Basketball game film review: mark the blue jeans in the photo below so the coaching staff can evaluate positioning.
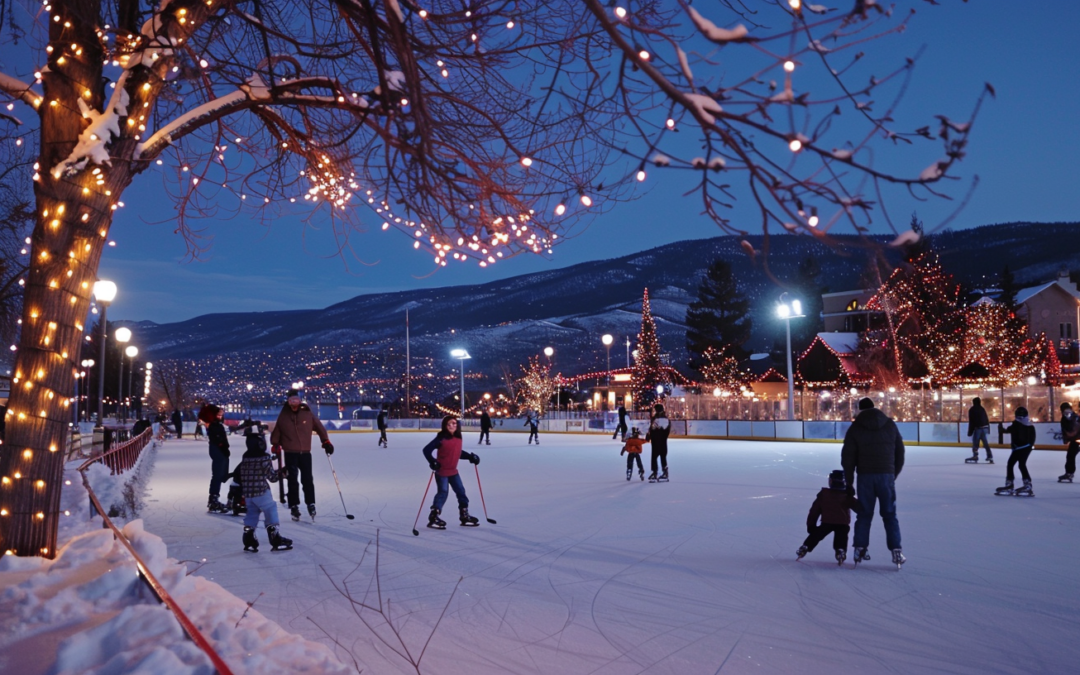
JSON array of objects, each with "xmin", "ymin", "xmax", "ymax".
[
  {"xmin": 244, "ymin": 490, "xmax": 280, "ymax": 528},
  {"xmin": 853, "ymin": 473, "xmax": 901, "ymax": 550},
  {"xmin": 971, "ymin": 427, "xmax": 992, "ymax": 458},
  {"xmin": 208, "ymin": 445, "xmax": 229, "ymax": 498},
  {"xmin": 432, "ymin": 474, "xmax": 469, "ymax": 512}
]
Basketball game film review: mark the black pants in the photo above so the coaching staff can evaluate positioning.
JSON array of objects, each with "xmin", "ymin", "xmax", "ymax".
[
  {"xmin": 478, "ymin": 428, "xmax": 490, "ymax": 444},
  {"xmin": 650, "ymin": 443, "xmax": 668, "ymax": 473},
  {"xmin": 1066, "ymin": 441, "xmax": 1080, "ymax": 475},
  {"xmin": 175, "ymin": 422, "xmax": 183, "ymax": 439},
  {"xmin": 613, "ymin": 421, "xmax": 627, "ymax": 440},
  {"xmin": 208, "ymin": 445, "xmax": 229, "ymax": 499},
  {"xmin": 1007, "ymin": 448, "xmax": 1033, "ymax": 482},
  {"xmin": 625, "ymin": 453, "xmax": 643, "ymax": 472},
  {"xmin": 528, "ymin": 424, "xmax": 538, "ymax": 443},
  {"xmin": 802, "ymin": 523, "xmax": 850, "ymax": 552},
  {"xmin": 379, "ymin": 429, "xmax": 387, "ymax": 444},
  {"xmin": 284, "ymin": 452, "xmax": 315, "ymax": 508}
]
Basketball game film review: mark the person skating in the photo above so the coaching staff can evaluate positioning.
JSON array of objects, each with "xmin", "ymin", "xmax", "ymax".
[
  {"xmin": 377, "ymin": 406, "xmax": 388, "ymax": 448},
  {"xmin": 524, "ymin": 409, "xmax": 540, "ymax": 445},
  {"xmin": 171, "ymin": 408, "xmax": 184, "ymax": 440},
  {"xmin": 236, "ymin": 424, "xmax": 291, "ymax": 551},
  {"xmin": 422, "ymin": 415, "xmax": 481, "ymax": 528},
  {"xmin": 620, "ymin": 427, "xmax": 648, "ymax": 481},
  {"xmin": 479, "ymin": 410, "xmax": 492, "ymax": 445},
  {"xmin": 270, "ymin": 389, "xmax": 333, "ymax": 522},
  {"xmin": 997, "ymin": 407, "xmax": 1037, "ymax": 497},
  {"xmin": 646, "ymin": 403, "xmax": 671, "ymax": 482},
  {"xmin": 613, "ymin": 404, "xmax": 629, "ymax": 442},
  {"xmin": 841, "ymin": 397, "xmax": 906, "ymax": 568},
  {"xmin": 797, "ymin": 470, "xmax": 859, "ymax": 565},
  {"xmin": 966, "ymin": 397, "xmax": 993, "ymax": 464},
  {"xmin": 198, "ymin": 404, "xmax": 230, "ymax": 514},
  {"xmin": 1058, "ymin": 402, "xmax": 1080, "ymax": 482}
]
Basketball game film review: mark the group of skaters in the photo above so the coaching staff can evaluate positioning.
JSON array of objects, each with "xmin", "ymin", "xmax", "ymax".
[{"xmin": 616, "ymin": 403, "xmax": 672, "ymax": 482}]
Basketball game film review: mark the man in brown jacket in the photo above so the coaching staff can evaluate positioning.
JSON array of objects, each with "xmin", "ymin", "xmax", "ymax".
[{"xmin": 271, "ymin": 389, "xmax": 333, "ymax": 521}]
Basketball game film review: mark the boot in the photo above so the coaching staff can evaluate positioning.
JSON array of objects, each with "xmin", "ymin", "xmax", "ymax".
[
  {"xmin": 243, "ymin": 526, "xmax": 259, "ymax": 552},
  {"xmin": 964, "ymin": 453, "xmax": 979, "ymax": 464},
  {"xmin": 639, "ymin": 469, "xmax": 645, "ymax": 481},
  {"xmin": 290, "ymin": 505, "xmax": 302, "ymax": 522},
  {"xmin": 626, "ymin": 468, "xmax": 633, "ymax": 481},
  {"xmin": 835, "ymin": 548, "xmax": 847, "ymax": 566},
  {"xmin": 459, "ymin": 507, "xmax": 480, "ymax": 527},
  {"xmin": 207, "ymin": 496, "xmax": 227, "ymax": 514},
  {"xmin": 427, "ymin": 508, "xmax": 446, "ymax": 529},
  {"xmin": 853, "ymin": 547, "xmax": 870, "ymax": 564},
  {"xmin": 267, "ymin": 525, "xmax": 292, "ymax": 551},
  {"xmin": 891, "ymin": 549, "xmax": 906, "ymax": 569},
  {"xmin": 307, "ymin": 503, "xmax": 317, "ymax": 520},
  {"xmin": 796, "ymin": 545, "xmax": 808, "ymax": 560},
  {"xmin": 1058, "ymin": 473, "xmax": 1074, "ymax": 483},
  {"xmin": 995, "ymin": 480, "xmax": 1015, "ymax": 495},
  {"xmin": 1014, "ymin": 479, "xmax": 1034, "ymax": 497}
]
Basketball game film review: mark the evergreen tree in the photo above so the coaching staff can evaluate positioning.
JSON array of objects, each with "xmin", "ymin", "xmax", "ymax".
[
  {"xmin": 685, "ymin": 259, "xmax": 752, "ymax": 372},
  {"xmin": 632, "ymin": 288, "xmax": 665, "ymax": 410},
  {"xmin": 902, "ymin": 211, "xmax": 932, "ymax": 261},
  {"xmin": 999, "ymin": 265, "xmax": 1018, "ymax": 312}
]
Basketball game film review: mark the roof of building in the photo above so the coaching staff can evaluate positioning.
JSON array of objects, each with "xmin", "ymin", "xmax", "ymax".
[{"xmin": 816, "ymin": 332, "xmax": 860, "ymax": 356}]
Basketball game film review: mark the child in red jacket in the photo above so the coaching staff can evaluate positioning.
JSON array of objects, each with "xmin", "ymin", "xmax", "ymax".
[
  {"xmin": 798, "ymin": 470, "xmax": 859, "ymax": 565},
  {"xmin": 620, "ymin": 427, "xmax": 648, "ymax": 481}
]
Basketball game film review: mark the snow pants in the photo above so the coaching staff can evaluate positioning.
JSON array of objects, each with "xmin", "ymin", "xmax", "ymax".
[
  {"xmin": 284, "ymin": 452, "xmax": 315, "ymax": 508},
  {"xmin": 802, "ymin": 523, "xmax": 850, "ymax": 552},
  {"xmin": 432, "ymin": 474, "xmax": 469, "ymax": 512},
  {"xmin": 243, "ymin": 490, "xmax": 281, "ymax": 529},
  {"xmin": 853, "ymin": 473, "xmax": 901, "ymax": 551},
  {"xmin": 1006, "ymin": 447, "xmax": 1033, "ymax": 482}
]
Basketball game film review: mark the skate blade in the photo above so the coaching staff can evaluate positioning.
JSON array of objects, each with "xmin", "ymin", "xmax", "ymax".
[
  {"xmin": 427, "ymin": 523, "xmax": 446, "ymax": 530},
  {"xmin": 459, "ymin": 522, "xmax": 480, "ymax": 527},
  {"xmin": 244, "ymin": 547, "xmax": 259, "ymax": 553},
  {"xmin": 271, "ymin": 546, "xmax": 293, "ymax": 551},
  {"xmin": 994, "ymin": 491, "xmax": 1014, "ymax": 496}
]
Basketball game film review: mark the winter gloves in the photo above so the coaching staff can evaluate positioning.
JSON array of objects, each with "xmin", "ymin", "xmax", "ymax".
[
  {"xmin": 271, "ymin": 445, "xmax": 282, "ymax": 454},
  {"xmin": 468, "ymin": 453, "xmax": 480, "ymax": 465},
  {"xmin": 429, "ymin": 461, "xmax": 441, "ymax": 472},
  {"xmin": 322, "ymin": 441, "xmax": 334, "ymax": 455}
]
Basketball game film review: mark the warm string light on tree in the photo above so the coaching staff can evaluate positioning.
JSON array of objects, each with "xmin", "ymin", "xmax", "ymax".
[
  {"xmin": 517, "ymin": 357, "xmax": 555, "ymax": 415},
  {"xmin": 698, "ymin": 345, "xmax": 751, "ymax": 393},
  {"xmin": 631, "ymin": 288, "xmax": 665, "ymax": 410}
]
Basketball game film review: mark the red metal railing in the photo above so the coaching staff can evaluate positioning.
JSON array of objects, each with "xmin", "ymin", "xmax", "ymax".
[{"xmin": 76, "ymin": 432, "xmax": 235, "ymax": 675}]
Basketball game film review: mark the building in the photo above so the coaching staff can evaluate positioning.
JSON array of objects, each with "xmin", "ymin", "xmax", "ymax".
[
  {"xmin": 796, "ymin": 332, "xmax": 872, "ymax": 388},
  {"xmin": 821, "ymin": 289, "xmax": 883, "ymax": 333},
  {"xmin": 1015, "ymin": 273, "xmax": 1080, "ymax": 359}
]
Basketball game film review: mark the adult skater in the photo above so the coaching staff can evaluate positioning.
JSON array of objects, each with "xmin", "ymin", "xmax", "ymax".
[
  {"xmin": 422, "ymin": 415, "xmax": 481, "ymax": 528},
  {"xmin": 613, "ymin": 404, "xmax": 629, "ymax": 442},
  {"xmin": 1058, "ymin": 402, "xmax": 1080, "ymax": 482},
  {"xmin": 524, "ymin": 409, "xmax": 540, "ymax": 444},
  {"xmin": 966, "ymin": 397, "xmax": 992, "ymax": 463},
  {"xmin": 478, "ymin": 409, "xmax": 492, "ymax": 445},
  {"xmin": 270, "ymin": 388, "xmax": 333, "ymax": 522},
  {"xmin": 172, "ymin": 408, "xmax": 184, "ymax": 439},
  {"xmin": 646, "ymin": 403, "xmax": 671, "ymax": 482},
  {"xmin": 841, "ymin": 397, "xmax": 905, "ymax": 568},
  {"xmin": 198, "ymin": 404, "xmax": 230, "ymax": 513},
  {"xmin": 996, "ymin": 407, "xmax": 1036, "ymax": 496},
  {"xmin": 377, "ymin": 406, "xmax": 388, "ymax": 448}
]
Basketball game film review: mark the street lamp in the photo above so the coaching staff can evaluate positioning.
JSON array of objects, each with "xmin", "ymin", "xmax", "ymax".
[
  {"xmin": 92, "ymin": 280, "xmax": 117, "ymax": 425},
  {"xmin": 75, "ymin": 359, "xmax": 94, "ymax": 425},
  {"xmin": 114, "ymin": 326, "xmax": 132, "ymax": 424},
  {"xmin": 544, "ymin": 347, "xmax": 557, "ymax": 413},
  {"xmin": 450, "ymin": 349, "xmax": 471, "ymax": 419},
  {"xmin": 602, "ymin": 334, "xmax": 613, "ymax": 385},
  {"xmin": 144, "ymin": 363, "xmax": 153, "ymax": 414},
  {"xmin": 124, "ymin": 345, "xmax": 138, "ymax": 422},
  {"xmin": 776, "ymin": 293, "xmax": 805, "ymax": 421},
  {"xmin": 246, "ymin": 383, "xmax": 254, "ymax": 417}
]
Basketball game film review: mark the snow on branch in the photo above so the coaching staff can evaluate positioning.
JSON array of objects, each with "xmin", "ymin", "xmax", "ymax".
[
  {"xmin": 135, "ymin": 90, "xmax": 248, "ymax": 159},
  {"xmin": 52, "ymin": 73, "xmax": 131, "ymax": 178},
  {"xmin": 0, "ymin": 72, "xmax": 43, "ymax": 112},
  {"xmin": 686, "ymin": 7, "xmax": 749, "ymax": 43}
]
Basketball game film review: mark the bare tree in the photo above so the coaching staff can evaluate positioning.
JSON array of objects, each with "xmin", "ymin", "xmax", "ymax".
[{"xmin": 0, "ymin": 0, "xmax": 980, "ymax": 557}]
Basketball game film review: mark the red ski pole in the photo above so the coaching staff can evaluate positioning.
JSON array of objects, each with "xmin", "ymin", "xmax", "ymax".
[
  {"xmin": 412, "ymin": 472, "xmax": 435, "ymax": 536},
  {"xmin": 474, "ymin": 464, "xmax": 496, "ymax": 524}
]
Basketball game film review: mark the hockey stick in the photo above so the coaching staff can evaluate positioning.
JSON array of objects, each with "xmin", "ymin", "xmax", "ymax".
[
  {"xmin": 412, "ymin": 472, "xmax": 435, "ymax": 536},
  {"xmin": 325, "ymin": 453, "xmax": 355, "ymax": 520},
  {"xmin": 275, "ymin": 449, "xmax": 286, "ymax": 504},
  {"xmin": 474, "ymin": 464, "xmax": 497, "ymax": 524}
]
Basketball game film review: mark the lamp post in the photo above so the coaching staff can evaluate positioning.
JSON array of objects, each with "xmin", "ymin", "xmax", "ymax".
[
  {"xmin": 77, "ymin": 359, "xmax": 94, "ymax": 424},
  {"xmin": 544, "ymin": 347, "xmax": 556, "ymax": 413},
  {"xmin": 143, "ymin": 363, "xmax": 153, "ymax": 420},
  {"xmin": 602, "ymin": 334, "xmax": 613, "ymax": 385},
  {"xmin": 776, "ymin": 293, "xmax": 805, "ymax": 421},
  {"xmin": 124, "ymin": 345, "xmax": 138, "ymax": 423},
  {"xmin": 246, "ymin": 383, "xmax": 254, "ymax": 417},
  {"xmin": 115, "ymin": 327, "xmax": 132, "ymax": 423},
  {"xmin": 625, "ymin": 337, "xmax": 631, "ymax": 367},
  {"xmin": 450, "ymin": 349, "xmax": 471, "ymax": 419},
  {"xmin": 92, "ymin": 280, "xmax": 117, "ymax": 425}
]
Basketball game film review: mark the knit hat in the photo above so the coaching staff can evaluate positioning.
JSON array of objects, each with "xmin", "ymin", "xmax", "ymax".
[
  {"xmin": 654, "ymin": 403, "xmax": 665, "ymax": 415},
  {"xmin": 1061, "ymin": 402, "xmax": 1073, "ymax": 412},
  {"xmin": 858, "ymin": 397, "xmax": 875, "ymax": 411},
  {"xmin": 1015, "ymin": 406, "xmax": 1029, "ymax": 418},
  {"xmin": 828, "ymin": 470, "xmax": 847, "ymax": 491},
  {"xmin": 197, "ymin": 404, "xmax": 221, "ymax": 424}
]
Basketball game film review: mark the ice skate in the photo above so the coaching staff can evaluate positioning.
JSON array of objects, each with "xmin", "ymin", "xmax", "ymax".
[
  {"xmin": 639, "ymin": 469, "xmax": 645, "ymax": 481},
  {"xmin": 986, "ymin": 456, "xmax": 994, "ymax": 464},
  {"xmin": 307, "ymin": 503, "xmax": 317, "ymax": 521},
  {"xmin": 657, "ymin": 468, "xmax": 669, "ymax": 482},
  {"xmin": 266, "ymin": 525, "xmax": 292, "ymax": 551},
  {"xmin": 459, "ymin": 507, "xmax": 480, "ymax": 527},
  {"xmin": 626, "ymin": 468, "xmax": 633, "ymax": 481},
  {"xmin": 994, "ymin": 480, "xmax": 1014, "ymax": 496},
  {"xmin": 796, "ymin": 545, "xmax": 808, "ymax": 560},
  {"xmin": 1058, "ymin": 473, "xmax": 1074, "ymax": 483},
  {"xmin": 647, "ymin": 471, "xmax": 658, "ymax": 483},
  {"xmin": 290, "ymin": 505, "xmax": 302, "ymax": 522},
  {"xmin": 427, "ymin": 508, "xmax": 446, "ymax": 530},
  {"xmin": 835, "ymin": 548, "xmax": 847, "ymax": 566},
  {"xmin": 207, "ymin": 496, "xmax": 228, "ymax": 514},
  {"xmin": 964, "ymin": 453, "xmax": 979, "ymax": 464},
  {"xmin": 1013, "ymin": 479, "xmax": 1034, "ymax": 497},
  {"xmin": 853, "ymin": 547, "xmax": 870, "ymax": 566},
  {"xmin": 891, "ymin": 549, "xmax": 906, "ymax": 570},
  {"xmin": 242, "ymin": 526, "xmax": 259, "ymax": 552}
]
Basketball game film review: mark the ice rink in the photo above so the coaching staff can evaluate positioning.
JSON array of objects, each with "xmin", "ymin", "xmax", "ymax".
[{"xmin": 140, "ymin": 430, "xmax": 1080, "ymax": 674}]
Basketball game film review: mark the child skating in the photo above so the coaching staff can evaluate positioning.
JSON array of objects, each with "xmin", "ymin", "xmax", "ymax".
[
  {"xmin": 996, "ymin": 406, "xmax": 1037, "ymax": 497},
  {"xmin": 620, "ymin": 427, "xmax": 648, "ymax": 481},
  {"xmin": 797, "ymin": 470, "xmax": 859, "ymax": 565},
  {"xmin": 422, "ymin": 415, "xmax": 481, "ymax": 528},
  {"xmin": 236, "ymin": 426, "xmax": 292, "ymax": 551}
]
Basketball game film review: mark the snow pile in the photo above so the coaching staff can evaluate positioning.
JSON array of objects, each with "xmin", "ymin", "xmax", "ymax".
[{"xmin": 0, "ymin": 450, "xmax": 352, "ymax": 675}]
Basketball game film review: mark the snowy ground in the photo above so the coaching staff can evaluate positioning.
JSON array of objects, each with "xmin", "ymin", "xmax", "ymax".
[{"xmin": 126, "ymin": 431, "xmax": 1080, "ymax": 675}]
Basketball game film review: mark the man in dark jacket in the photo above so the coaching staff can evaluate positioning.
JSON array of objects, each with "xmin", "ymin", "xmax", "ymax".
[
  {"xmin": 270, "ymin": 389, "xmax": 333, "ymax": 521},
  {"xmin": 841, "ymin": 398, "xmax": 905, "ymax": 567},
  {"xmin": 613, "ymin": 404, "xmax": 628, "ymax": 441},
  {"xmin": 478, "ymin": 410, "xmax": 492, "ymax": 445},
  {"xmin": 377, "ymin": 407, "xmax": 388, "ymax": 448},
  {"xmin": 171, "ymin": 409, "xmax": 183, "ymax": 439},
  {"xmin": 966, "ymin": 397, "xmax": 992, "ymax": 463},
  {"xmin": 1059, "ymin": 402, "xmax": 1080, "ymax": 482}
]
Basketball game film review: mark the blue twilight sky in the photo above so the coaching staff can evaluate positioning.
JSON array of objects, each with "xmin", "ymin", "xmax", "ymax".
[{"xmin": 86, "ymin": 1, "xmax": 1078, "ymax": 324}]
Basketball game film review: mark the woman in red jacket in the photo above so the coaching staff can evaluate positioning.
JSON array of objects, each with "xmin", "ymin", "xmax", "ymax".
[{"xmin": 422, "ymin": 416, "xmax": 481, "ymax": 528}]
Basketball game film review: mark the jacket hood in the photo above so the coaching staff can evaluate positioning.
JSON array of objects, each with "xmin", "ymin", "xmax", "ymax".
[
  {"xmin": 1015, "ymin": 415, "xmax": 1033, "ymax": 427},
  {"xmin": 853, "ymin": 407, "xmax": 891, "ymax": 430}
]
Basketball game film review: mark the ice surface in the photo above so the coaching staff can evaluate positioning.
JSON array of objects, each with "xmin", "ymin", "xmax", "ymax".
[{"xmin": 122, "ymin": 432, "xmax": 1080, "ymax": 673}]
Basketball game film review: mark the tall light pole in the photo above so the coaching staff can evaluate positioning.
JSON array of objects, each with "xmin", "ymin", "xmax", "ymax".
[
  {"xmin": 92, "ymin": 280, "xmax": 117, "ymax": 425},
  {"xmin": 124, "ymin": 345, "xmax": 138, "ymax": 423},
  {"xmin": 77, "ymin": 359, "xmax": 94, "ymax": 424},
  {"xmin": 777, "ymin": 293, "xmax": 805, "ymax": 421},
  {"xmin": 246, "ymin": 383, "xmax": 254, "ymax": 417},
  {"xmin": 544, "ymin": 346, "xmax": 556, "ymax": 413},
  {"xmin": 602, "ymin": 334, "xmax": 613, "ymax": 386},
  {"xmin": 143, "ymin": 363, "xmax": 153, "ymax": 420},
  {"xmin": 115, "ymin": 327, "xmax": 132, "ymax": 423},
  {"xmin": 450, "ymin": 349, "xmax": 471, "ymax": 419},
  {"xmin": 625, "ymin": 337, "xmax": 631, "ymax": 367}
]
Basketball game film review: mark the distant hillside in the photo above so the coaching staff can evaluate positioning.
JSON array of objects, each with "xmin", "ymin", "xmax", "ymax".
[{"xmin": 132, "ymin": 222, "xmax": 1080, "ymax": 382}]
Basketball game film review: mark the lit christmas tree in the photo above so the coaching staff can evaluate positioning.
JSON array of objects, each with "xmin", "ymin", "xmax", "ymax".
[
  {"xmin": 631, "ymin": 288, "xmax": 665, "ymax": 409},
  {"xmin": 517, "ymin": 356, "xmax": 555, "ymax": 415},
  {"xmin": 699, "ymin": 345, "xmax": 750, "ymax": 393}
]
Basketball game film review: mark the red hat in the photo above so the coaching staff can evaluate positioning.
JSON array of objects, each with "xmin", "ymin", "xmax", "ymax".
[{"xmin": 197, "ymin": 404, "xmax": 221, "ymax": 425}]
